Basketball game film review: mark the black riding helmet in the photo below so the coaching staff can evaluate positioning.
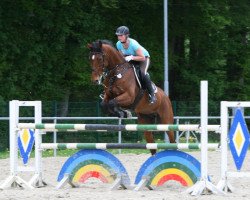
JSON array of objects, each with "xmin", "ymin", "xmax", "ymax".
[{"xmin": 115, "ymin": 26, "xmax": 130, "ymax": 35}]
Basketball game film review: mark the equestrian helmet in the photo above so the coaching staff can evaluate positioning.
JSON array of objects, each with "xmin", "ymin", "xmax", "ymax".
[{"xmin": 115, "ymin": 26, "xmax": 130, "ymax": 35}]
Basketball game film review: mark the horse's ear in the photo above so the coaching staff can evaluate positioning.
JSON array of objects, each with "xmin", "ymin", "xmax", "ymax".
[{"xmin": 87, "ymin": 43, "xmax": 92, "ymax": 49}]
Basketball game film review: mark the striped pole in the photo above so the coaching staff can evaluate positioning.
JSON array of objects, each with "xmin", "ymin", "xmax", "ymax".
[
  {"xmin": 18, "ymin": 123, "xmax": 220, "ymax": 132},
  {"xmin": 40, "ymin": 143, "xmax": 220, "ymax": 150}
]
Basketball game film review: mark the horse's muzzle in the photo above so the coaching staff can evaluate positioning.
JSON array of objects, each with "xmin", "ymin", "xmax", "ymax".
[
  {"xmin": 92, "ymin": 79, "xmax": 100, "ymax": 85},
  {"xmin": 91, "ymin": 76, "xmax": 101, "ymax": 85},
  {"xmin": 91, "ymin": 74, "xmax": 102, "ymax": 85}
]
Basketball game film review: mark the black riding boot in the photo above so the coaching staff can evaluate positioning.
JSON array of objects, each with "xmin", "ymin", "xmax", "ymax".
[{"xmin": 143, "ymin": 73, "xmax": 157, "ymax": 104}]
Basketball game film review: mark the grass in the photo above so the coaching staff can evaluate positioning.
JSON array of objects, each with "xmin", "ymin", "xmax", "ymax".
[
  {"xmin": 0, "ymin": 150, "xmax": 9, "ymax": 159},
  {"xmin": 0, "ymin": 148, "xmax": 152, "ymax": 160}
]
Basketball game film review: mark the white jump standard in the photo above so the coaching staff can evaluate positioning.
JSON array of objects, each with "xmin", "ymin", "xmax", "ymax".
[
  {"xmin": 217, "ymin": 101, "xmax": 250, "ymax": 192},
  {"xmin": 0, "ymin": 101, "xmax": 45, "ymax": 189}
]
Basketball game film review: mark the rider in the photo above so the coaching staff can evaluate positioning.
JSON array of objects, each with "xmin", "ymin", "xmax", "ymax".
[{"xmin": 115, "ymin": 25, "xmax": 157, "ymax": 104}]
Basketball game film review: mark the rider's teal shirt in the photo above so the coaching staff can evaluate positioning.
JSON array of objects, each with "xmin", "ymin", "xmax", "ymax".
[{"xmin": 116, "ymin": 38, "xmax": 150, "ymax": 57}]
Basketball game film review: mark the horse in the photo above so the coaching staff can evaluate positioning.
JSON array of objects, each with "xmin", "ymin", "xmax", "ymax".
[{"xmin": 87, "ymin": 40, "xmax": 175, "ymax": 155}]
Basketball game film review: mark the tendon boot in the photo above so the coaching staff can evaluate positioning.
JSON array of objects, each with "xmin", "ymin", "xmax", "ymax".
[{"xmin": 143, "ymin": 73, "xmax": 157, "ymax": 104}]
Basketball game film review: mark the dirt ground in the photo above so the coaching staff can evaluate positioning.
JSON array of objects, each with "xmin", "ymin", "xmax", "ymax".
[{"xmin": 1, "ymin": 150, "xmax": 250, "ymax": 200}]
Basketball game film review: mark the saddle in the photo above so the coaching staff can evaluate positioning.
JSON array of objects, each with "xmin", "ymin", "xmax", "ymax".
[
  {"xmin": 132, "ymin": 64, "xmax": 143, "ymax": 88},
  {"xmin": 131, "ymin": 62, "xmax": 157, "ymax": 93}
]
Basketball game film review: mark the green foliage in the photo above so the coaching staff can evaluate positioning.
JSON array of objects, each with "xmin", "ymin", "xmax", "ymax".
[
  {"xmin": 0, "ymin": 0, "xmax": 249, "ymax": 149},
  {"xmin": 0, "ymin": 1, "xmax": 249, "ymax": 106}
]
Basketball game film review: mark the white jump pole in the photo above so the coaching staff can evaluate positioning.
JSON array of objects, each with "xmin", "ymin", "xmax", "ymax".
[{"xmin": 186, "ymin": 81, "xmax": 224, "ymax": 195}]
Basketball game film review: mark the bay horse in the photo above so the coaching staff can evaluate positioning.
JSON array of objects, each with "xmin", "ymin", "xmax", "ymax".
[{"xmin": 87, "ymin": 40, "xmax": 175, "ymax": 154}]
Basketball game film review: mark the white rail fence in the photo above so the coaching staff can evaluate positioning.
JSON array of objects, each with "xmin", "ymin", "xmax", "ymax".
[{"xmin": 0, "ymin": 115, "xmax": 226, "ymax": 156}]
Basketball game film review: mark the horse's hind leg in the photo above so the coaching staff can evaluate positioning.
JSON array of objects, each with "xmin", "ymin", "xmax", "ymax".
[
  {"xmin": 144, "ymin": 130, "xmax": 156, "ymax": 155},
  {"xmin": 137, "ymin": 114, "xmax": 156, "ymax": 155},
  {"xmin": 164, "ymin": 131, "xmax": 175, "ymax": 143},
  {"xmin": 158, "ymin": 97, "xmax": 175, "ymax": 143}
]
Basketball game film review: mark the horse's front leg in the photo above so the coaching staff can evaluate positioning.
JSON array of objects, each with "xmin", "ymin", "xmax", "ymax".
[
  {"xmin": 113, "ymin": 92, "xmax": 134, "ymax": 106},
  {"xmin": 103, "ymin": 92, "xmax": 134, "ymax": 118},
  {"xmin": 109, "ymin": 92, "xmax": 134, "ymax": 118},
  {"xmin": 100, "ymin": 101, "xmax": 109, "ymax": 114},
  {"xmin": 100, "ymin": 95, "xmax": 118, "ymax": 116},
  {"xmin": 107, "ymin": 98, "xmax": 127, "ymax": 118}
]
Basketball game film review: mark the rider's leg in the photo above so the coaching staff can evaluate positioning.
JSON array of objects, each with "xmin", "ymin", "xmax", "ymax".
[
  {"xmin": 140, "ymin": 58, "xmax": 157, "ymax": 104},
  {"xmin": 143, "ymin": 73, "xmax": 157, "ymax": 104}
]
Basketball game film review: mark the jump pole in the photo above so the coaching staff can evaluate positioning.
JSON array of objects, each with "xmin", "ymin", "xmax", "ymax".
[
  {"xmin": 17, "ymin": 123, "xmax": 220, "ymax": 132},
  {"xmin": 40, "ymin": 143, "xmax": 220, "ymax": 150}
]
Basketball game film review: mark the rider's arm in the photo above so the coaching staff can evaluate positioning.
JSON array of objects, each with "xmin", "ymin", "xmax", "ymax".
[
  {"xmin": 130, "ymin": 39, "xmax": 146, "ymax": 61},
  {"xmin": 122, "ymin": 48, "xmax": 145, "ymax": 62},
  {"xmin": 132, "ymin": 48, "xmax": 145, "ymax": 61},
  {"xmin": 118, "ymin": 50, "xmax": 124, "ymax": 56}
]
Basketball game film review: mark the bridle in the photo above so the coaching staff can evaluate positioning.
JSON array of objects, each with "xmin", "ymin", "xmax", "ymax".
[
  {"xmin": 89, "ymin": 48, "xmax": 131, "ymax": 94},
  {"xmin": 89, "ymin": 51, "xmax": 107, "ymax": 85}
]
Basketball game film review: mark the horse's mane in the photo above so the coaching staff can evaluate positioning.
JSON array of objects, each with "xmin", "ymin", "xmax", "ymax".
[
  {"xmin": 99, "ymin": 40, "xmax": 114, "ymax": 47},
  {"xmin": 91, "ymin": 39, "xmax": 116, "ymax": 53},
  {"xmin": 90, "ymin": 39, "xmax": 124, "ymax": 62}
]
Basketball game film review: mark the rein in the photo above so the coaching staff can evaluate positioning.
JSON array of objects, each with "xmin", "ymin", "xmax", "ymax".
[
  {"xmin": 90, "ymin": 51, "xmax": 127, "ymax": 75},
  {"xmin": 105, "ymin": 62, "xmax": 129, "ymax": 77},
  {"xmin": 90, "ymin": 49, "xmax": 130, "ymax": 93},
  {"xmin": 105, "ymin": 63, "xmax": 145, "ymax": 110},
  {"xmin": 104, "ymin": 63, "xmax": 131, "ymax": 95},
  {"xmin": 89, "ymin": 42, "xmax": 140, "ymax": 106}
]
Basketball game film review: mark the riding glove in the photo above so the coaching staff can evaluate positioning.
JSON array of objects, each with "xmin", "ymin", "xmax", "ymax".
[{"xmin": 125, "ymin": 55, "xmax": 133, "ymax": 62}]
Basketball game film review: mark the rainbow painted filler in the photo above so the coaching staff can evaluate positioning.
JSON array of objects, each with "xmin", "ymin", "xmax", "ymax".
[
  {"xmin": 135, "ymin": 150, "xmax": 201, "ymax": 189},
  {"xmin": 57, "ymin": 149, "xmax": 130, "ymax": 187}
]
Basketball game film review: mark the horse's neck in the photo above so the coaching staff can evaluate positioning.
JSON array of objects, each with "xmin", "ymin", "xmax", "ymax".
[{"xmin": 105, "ymin": 47, "xmax": 124, "ymax": 70}]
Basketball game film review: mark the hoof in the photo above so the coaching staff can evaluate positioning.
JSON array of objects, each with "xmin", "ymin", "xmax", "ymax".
[
  {"xmin": 117, "ymin": 111, "xmax": 124, "ymax": 118},
  {"xmin": 123, "ymin": 110, "xmax": 132, "ymax": 118}
]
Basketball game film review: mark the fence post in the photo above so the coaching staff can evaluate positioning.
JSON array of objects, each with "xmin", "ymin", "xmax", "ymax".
[
  {"xmin": 53, "ymin": 118, "xmax": 57, "ymax": 157},
  {"xmin": 118, "ymin": 118, "xmax": 122, "ymax": 154}
]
